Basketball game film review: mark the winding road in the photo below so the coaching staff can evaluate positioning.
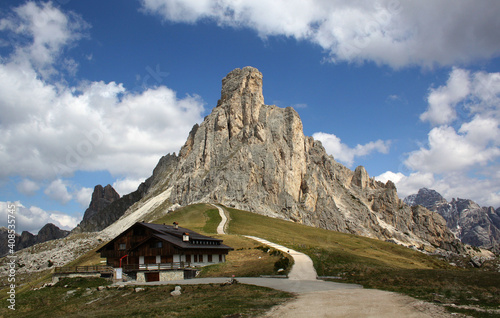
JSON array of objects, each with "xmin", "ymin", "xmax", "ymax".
[{"xmin": 211, "ymin": 204, "xmax": 317, "ymax": 280}]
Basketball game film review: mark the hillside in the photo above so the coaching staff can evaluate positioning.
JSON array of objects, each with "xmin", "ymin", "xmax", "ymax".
[{"xmin": 155, "ymin": 204, "xmax": 453, "ymax": 274}]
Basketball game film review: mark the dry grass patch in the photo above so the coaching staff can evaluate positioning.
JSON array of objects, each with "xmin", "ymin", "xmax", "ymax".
[{"xmin": 199, "ymin": 235, "xmax": 286, "ymax": 277}]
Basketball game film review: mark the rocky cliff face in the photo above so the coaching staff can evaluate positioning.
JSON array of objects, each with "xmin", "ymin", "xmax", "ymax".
[
  {"xmin": 0, "ymin": 223, "xmax": 69, "ymax": 257},
  {"xmin": 131, "ymin": 66, "xmax": 461, "ymax": 253},
  {"xmin": 73, "ymin": 184, "xmax": 122, "ymax": 232},
  {"xmin": 404, "ymin": 188, "xmax": 500, "ymax": 253}
]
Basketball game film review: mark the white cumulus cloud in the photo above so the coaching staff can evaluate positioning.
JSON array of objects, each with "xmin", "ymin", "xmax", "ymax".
[
  {"xmin": 420, "ymin": 68, "xmax": 471, "ymax": 125},
  {"xmin": 312, "ymin": 132, "xmax": 390, "ymax": 167},
  {"xmin": 386, "ymin": 68, "xmax": 500, "ymax": 207},
  {"xmin": 0, "ymin": 201, "xmax": 79, "ymax": 234},
  {"xmin": 16, "ymin": 179, "xmax": 40, "ymax": 196},
  {"xmin": 0, "ymin": 1, "xmax": 205, "ymax": 184},
  {"xmin": 0, "ymin": 1, "xmax": 89, "ymax": 77},
  {"xmin": 75, "ymin": 187, "xmax": 93, "ymax": 208},
  {"xmin": 44, "ymin": 179, "xmax": 72, "ymax": 204},
  {"xmin": 112, "ymin": 178, "xmax": 145, "ymax": 196},
  {"xmin": 409, "ymin": 68, "xmax": 500, "ymax": 175},
  {"xmin": 141, "ymin": 0, "xmax": 500, "ymax": 68},
  {"xmin": 375, "ymin": 171, "xmax": 435, "ymax": 198}
]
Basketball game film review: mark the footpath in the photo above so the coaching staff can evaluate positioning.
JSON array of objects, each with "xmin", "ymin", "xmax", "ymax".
[{"xmin": 211, "ymin": 204, "xmax": 317, "ymax": 280}]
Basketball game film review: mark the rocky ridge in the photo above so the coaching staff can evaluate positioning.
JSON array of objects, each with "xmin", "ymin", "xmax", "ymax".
[
  {"xmin": 405, "ymin": 188, "xmax": 500, "ymax": 254},
  {"xmin": 0, "ymin": 223, "xmax": 70, "ymax": 257},
  {"xmin": 73, "ymin": 184, "xmax": 148, "ymax": 233},
  {"xmin": 119, "ymin": 66, "xmax": 462, "ymax": 253},
  {"xmin": 0, "ymin": 233, "xmax": 100, "ymax": 275}
]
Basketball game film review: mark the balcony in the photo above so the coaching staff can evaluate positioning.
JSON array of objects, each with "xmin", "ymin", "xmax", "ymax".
[{"xmin": 121, "ymin": 262, "xmax": 192, "ymax": 272}]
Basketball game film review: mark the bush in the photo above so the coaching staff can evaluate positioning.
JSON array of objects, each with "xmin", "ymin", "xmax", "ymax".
[
  {"xmin": 274, "ymin": 257, "xmax": 290, "ymax": 272},
  {"xmin": 255, "ymin": 245, "xmax": 270, "ymax": 253}
]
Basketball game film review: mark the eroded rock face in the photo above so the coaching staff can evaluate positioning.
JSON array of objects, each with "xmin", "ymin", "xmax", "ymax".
[{"xmin": 138, "ymin": 66, "xmax": 461, "ymax": 252}]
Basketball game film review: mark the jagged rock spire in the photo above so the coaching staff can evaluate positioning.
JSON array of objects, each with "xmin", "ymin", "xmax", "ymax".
[{"xmin": 216, "ymin": 67, "xmax": 264, "ymax": 138}]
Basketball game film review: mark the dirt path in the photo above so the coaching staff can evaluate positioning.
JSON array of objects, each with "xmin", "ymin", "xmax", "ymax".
[
  {"xmin": 244, "ymin": 235, "xmax": 318, "ymax": 280},
  {"xmin": 263, "ymin": 289, "xmax": 463, "ymax": 318},
  {"xmin": 211, "ymin": 204, "xmax": 228, "ymax": 235},
  {"xmin": 210, "ymin": 204, "xmax": 318, "ymax": 280},
  {"xmin": 122, "ymin": 278, "xmax": 462, "ymax": 318}
]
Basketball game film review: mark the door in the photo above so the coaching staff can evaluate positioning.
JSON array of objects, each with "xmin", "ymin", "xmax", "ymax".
[{"xmin": 145, "ymin": 272, "xmax": 159, "ymax": 282}]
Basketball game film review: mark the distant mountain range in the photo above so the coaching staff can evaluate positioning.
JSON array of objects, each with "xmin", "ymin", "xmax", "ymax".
[
  {"xmin": 0, "ymin": 223, "xmax": 69, "ymax": 257},
  {"xmin": 404, "ymin": 188, "xmax": 500, "ymax": 254}
]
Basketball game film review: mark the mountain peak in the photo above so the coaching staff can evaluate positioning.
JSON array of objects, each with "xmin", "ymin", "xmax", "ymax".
[
  {"xmin": 216, "ymin": 67, "xmax": 265, "ymax": 137},
  {"xmin": 73, "ymin": 184, "xmax": 121, "ymax": 232},
  {"xmin": 405, "ymin": 188, "xmax": 500, "ymax": 253},
  {"xmin": 220, "ymin": 66, "xmax": 263, "ymax": 103}
]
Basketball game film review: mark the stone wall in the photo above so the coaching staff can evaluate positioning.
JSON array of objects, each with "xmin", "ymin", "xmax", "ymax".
[
  {"xmin": 160, "ymin": 270, "xmax": 183, "ymax": 281},
  {"xmin": 52, "ymin": 272, "xmax": 101, "ymax": 284},
  {"xmin": 136, "ymin": 271, "xmax": 145, "ymax": 283},
  {"xmin": 135, "ymin": 270, "xmax": 184, "ymax": 282}
]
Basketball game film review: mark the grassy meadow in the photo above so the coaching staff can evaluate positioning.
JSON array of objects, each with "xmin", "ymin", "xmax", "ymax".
[{"xmin": 1, "ymin": 277, "xmax": 292, "ymax": 318}]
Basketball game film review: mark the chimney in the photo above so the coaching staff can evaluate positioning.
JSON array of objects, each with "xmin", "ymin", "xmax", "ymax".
[
  {"xmin": 183, "ymin": 232, "xmax": 190, "ymax": 242},
  {"xmin": 173, "ymin": 222, "xmax": 178, "ymax": 229}
]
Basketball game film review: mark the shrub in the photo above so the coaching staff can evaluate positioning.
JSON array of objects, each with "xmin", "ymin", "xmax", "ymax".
[{"xmin": 274, "ymin": 257, "xmax": 290, "ymax": 272}]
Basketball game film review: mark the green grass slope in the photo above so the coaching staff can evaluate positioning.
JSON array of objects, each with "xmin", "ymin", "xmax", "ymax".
[{"xmin": 224, "ymin": 206, "xmax": 449, "ymax": 272}]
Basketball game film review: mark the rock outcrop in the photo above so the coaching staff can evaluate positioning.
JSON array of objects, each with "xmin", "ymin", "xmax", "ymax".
[
  {"xmin": 73, "ymin": 184, "xmax": 121, "ymax": 232},
  {"xmin": 124, "ymin": 66, "xmax": 462, "ymax": 253},
  {"xmin": 0, "ymin": 223, "xmax": 70, "ymax": 257},
  {"xmin": 405, "ymin": 188, "xmax": 500, "ymax": 254}
]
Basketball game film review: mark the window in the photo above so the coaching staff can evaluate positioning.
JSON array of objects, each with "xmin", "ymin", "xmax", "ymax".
[
  {"xmin": 208, "ymin": 254, "xmax": 212, "ymax": 262},
  {"xmin": 119, "ymin": 243, "xmax": 126, "ymax": 250}
]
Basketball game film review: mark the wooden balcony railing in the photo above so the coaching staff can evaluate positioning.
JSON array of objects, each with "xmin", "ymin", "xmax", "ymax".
[
  {"xmin": 54, "ymin": 265, "xmax": 114, "ymax": 274},
  {"xmin": 122, "ymin": 262, "xmax": 192, "ymax": 271}
]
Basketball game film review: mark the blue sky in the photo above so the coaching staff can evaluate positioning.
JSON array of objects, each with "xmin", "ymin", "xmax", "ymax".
[{"xmin": 1, "ymin": 0, "xmax": 500, "ymax": 234}]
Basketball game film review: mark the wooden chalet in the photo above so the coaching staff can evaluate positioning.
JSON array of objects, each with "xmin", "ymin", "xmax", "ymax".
[{"xmin": 97, "ymin": 222, "xmax": 233, "ymax": 282}]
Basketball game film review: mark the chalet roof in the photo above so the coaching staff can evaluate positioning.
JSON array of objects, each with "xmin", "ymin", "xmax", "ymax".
[
  {"xmin": 132, "ymin": 233, "xmax": 232, "ymax": 251},
  {"xmin": 97, "ymin": 221, "xmax": 232, "ymax": 252},
  {"xmin": 138, "ymin": 222, "xmax": 222, "ymax": 242}
]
